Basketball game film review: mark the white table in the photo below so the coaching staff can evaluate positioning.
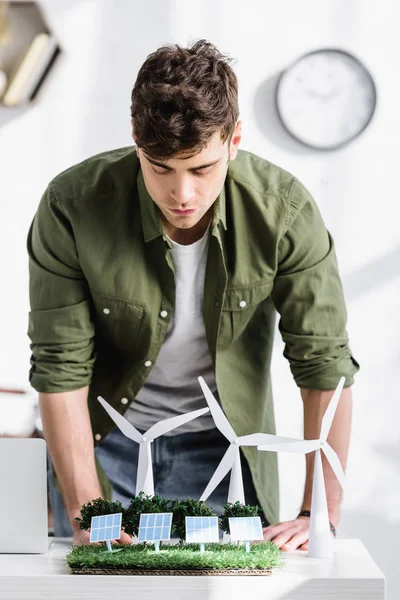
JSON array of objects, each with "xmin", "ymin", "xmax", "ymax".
[{"xmin": 0, "ymin": 538, "xmax": 385, "ymax": 600}]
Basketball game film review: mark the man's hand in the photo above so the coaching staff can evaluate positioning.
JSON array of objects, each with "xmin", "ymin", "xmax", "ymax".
[
  {"xmin": 73, "ymin": 528, "xmax": 98, "ymax": 546},
  {"xmin": 71, "ymin": 516, "xmax": 133, "ymax": 546},
  {"xmin": 262, "ymin": 517, "xmax": 311, "ymax": 552},
  {"xmin": 72, "ymin": 526, "xmax": 133, "ymax": 547}
]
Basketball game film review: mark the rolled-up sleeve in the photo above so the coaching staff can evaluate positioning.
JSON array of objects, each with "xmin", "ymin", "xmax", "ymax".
[
  {"xmin": 27, "ymin": 184, "xmax": 95, "ymax": 392},
  {"xmin": 271, "ymin": 177, "xmax": 359, "ymax": 389}
]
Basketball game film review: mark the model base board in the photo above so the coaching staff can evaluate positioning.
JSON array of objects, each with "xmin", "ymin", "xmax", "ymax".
[{"xmin": 66, "ymin": 542, "xmax": 282, "ymax": 575}]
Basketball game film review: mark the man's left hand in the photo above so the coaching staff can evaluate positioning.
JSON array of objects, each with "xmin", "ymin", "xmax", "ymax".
[{"xmin": 262, "ymin": 517, "xmax": 310, "ymax": 552}]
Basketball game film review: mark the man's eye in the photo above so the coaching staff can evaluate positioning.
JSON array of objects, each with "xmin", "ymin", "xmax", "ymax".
[
  {"xmin": 194, "ymin": 168, "xmax": 212, "ymax": 176},
  {"xmin": 151, "ymin": 166, "xmax": 213, "ymax": 176}
]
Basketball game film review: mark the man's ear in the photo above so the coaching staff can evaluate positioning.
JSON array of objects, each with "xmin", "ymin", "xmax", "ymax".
[{"xmin": 229, "ymin": 121, "xmax": 242, "ymax": 161}]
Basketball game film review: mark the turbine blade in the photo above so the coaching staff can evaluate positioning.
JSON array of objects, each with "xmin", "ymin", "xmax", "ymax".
[
  {"xmin": 322, "ymin": 443, "xmax": 346, "ymax": 489},
  {"xmin": 200, "ymin": 444, "xmax": 238, "ymax": 502},
  {"xmin": 258, "ymin": 439, "xmax": 321, "ymax": 454},
  {"xmin": 198, "ymin": 376, "xmax": 236, "ymax": 442},
  {"xmin": 238, "ymin": 433, "xmax": 305, "ymax": 446},
  {"xmin": 97, "ymin": 396, "xmax": 142, "ymax": 443},
  {"xmin": 146, "ymin": 407, "xmax": 209, "ymax": 441},
  {"xmin": 320, "ymin": 377, "xmax": 346, "ymax": 442}
]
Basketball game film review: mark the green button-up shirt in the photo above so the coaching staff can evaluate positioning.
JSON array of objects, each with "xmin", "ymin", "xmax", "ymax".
[{"xmin": 27, "ymin": 147, "xmax": 359, "ymax": 523}]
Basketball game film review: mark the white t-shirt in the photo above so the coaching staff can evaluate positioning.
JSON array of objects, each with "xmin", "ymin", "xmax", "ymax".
[{"xmin": 126, "ymin": 226, "xmax": 216, "ymax": 434}]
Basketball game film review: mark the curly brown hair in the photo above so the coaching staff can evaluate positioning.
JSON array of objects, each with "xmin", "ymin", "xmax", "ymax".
[{"xmin": 130, "ymin": 39, "xmax": 239, "ymax": 161}]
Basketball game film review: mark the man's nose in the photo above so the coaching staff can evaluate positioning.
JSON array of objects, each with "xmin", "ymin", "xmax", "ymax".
[{"xmin": 171, "ymin": 177, "xmax": 195, "ymax": 205}]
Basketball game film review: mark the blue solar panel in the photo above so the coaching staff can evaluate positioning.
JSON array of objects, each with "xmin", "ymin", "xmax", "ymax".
[
  {"xmin": 185, "ymin": 516, "xmax": 219, "ymax": 543},
  {"xmin": 138, "ymin": 513, "xmax": 173, "ymax": 542},
  {"xmin": 228, "ymin": 517, "xmax": 263, "ymax": 542},
  {"xmin": 90, "ymin": 513, "xmax": 122, "ymax": 543}
]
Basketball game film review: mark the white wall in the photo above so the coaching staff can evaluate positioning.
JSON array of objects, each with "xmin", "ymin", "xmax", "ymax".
[{"xmin": 1, "ymin": 0, "xmax": 398, "ymax": 596}]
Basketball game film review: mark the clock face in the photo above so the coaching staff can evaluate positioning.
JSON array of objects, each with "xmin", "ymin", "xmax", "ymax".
[{"xmin": 276, "ymin": 49, "xmax": 377, "ymax": 150}]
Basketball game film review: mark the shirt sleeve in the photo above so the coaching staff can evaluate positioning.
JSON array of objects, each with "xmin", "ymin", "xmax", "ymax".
[
  {"xmin": 271, "ymin": 177, "xmax": 360, "ymax": 389},
  {"xmin": 27, "ymin": 184, "xmax": 96, "ymax": 392}
]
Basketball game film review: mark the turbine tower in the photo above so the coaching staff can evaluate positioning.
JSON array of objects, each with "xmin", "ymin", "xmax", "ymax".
[{"xmin": 258, "ymin": 377, "xmax": 346, "ymax": 558}]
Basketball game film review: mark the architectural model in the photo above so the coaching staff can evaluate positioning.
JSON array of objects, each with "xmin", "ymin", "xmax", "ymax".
[{"xmin": 66, "ymin": 377, "xmax": 346, "ymax": 573}]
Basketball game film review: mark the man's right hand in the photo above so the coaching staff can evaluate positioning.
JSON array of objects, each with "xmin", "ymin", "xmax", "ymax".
[
  {"xmin": 73, "ymin": 527, "xmax": 96, "ymax": 546},
  {"xmin": 71, "ymin": 520, "xmax": 133, "ymax": 546}
]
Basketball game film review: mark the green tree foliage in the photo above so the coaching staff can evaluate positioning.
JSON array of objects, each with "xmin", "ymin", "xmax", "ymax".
[
  {"xmin": 219, "ymin": 501, "xmax": 262, "ymax": 534},
  {"xmin": 74, "ymin": 494, "xmax": 263, "ymax": 543},
  {"xmin": 124, "ymin": 492, "xmax": 172, "ymax": 537},
  {"xmin": 171, "ymin": 498, "xmax": 216, "ymax": 542},
  {"xmin": 75, "ymin": 497, "xmax": 125, "ymax": 531}
]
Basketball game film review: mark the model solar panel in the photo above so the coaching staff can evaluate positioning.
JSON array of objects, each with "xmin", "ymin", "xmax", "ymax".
[
  {"xmin": 228, "ymin": 517, "xmax": 263, "ymax": 541},
  {"xmin": 138, "ymin": 513, "xmax": 173, "ymax": 542},
  {"xmin": 185, "ymin": 516, "xmax": 219, "ymax": 543},
  {"xmin": 90, "ymin": 513, "xmax": 122, "ymax": 543}
]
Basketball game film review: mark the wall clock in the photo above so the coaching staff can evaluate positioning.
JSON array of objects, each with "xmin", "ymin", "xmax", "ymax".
[{"xmin": 275, "ymin": 49, "xmax": 377, "ymax": 150}]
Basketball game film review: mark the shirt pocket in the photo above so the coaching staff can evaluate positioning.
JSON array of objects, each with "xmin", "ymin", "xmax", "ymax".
[
  {"xmin": 91, "ymin": 291, "xmax": 145, "ymax": 354},
  {"xmin": 220, "ymin": 279, "xmax": 274, "ymax": 346}
]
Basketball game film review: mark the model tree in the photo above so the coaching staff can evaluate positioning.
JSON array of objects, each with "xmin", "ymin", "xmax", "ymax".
[
  {"xmin": 75, "ymin": 497, "xmax": 125, "ymax": 531},
  {"xmin": 124, "ymin": 492, "xmax": 172, "ymax": 537}
]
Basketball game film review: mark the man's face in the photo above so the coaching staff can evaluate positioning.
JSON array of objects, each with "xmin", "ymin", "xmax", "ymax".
[{"xmin": 135, "ymin": 123, "xmax": 241, "ymax": 233}]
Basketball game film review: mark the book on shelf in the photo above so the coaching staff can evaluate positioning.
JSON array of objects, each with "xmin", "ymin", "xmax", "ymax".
[{"xmin": 2, "ymin": 32, "xmax": 59, "ymax": 107}]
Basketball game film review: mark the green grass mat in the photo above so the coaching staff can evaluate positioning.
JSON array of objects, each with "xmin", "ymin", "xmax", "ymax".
[{"xmin": 67, "ymin": 541, "xmax": 283, "ymax": 572}]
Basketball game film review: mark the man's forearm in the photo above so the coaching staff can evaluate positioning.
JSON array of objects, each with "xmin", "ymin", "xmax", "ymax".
[
  {"xmin": 300, "ymin": 386, "xmax": 352, "ymax": 526},
  {"xmin": 39, "ymin": 386, "xmax": 103, "ymax": 527}
]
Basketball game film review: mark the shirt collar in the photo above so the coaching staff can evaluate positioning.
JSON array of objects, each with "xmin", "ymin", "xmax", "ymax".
[
  {"xmin": 137, "ymin": 169, "xmax": 163, "ymax": 242},
  {"xmin": 212, "ymin": 181, "xmax": 227, "ymax": 232},
  {"xmin": 137, "ymin": 168, "xmax": 227, "ymax": 243}
]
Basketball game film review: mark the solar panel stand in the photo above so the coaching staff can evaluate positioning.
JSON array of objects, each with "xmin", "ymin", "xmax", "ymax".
[
  {"xmin": 106, "ymin": 540, "xmax": 112, "ymax": 552},
  {"xmin": 200, "ymin": 543, "xmax": 205, "ymax": 553},
  {"xmin": 154, "ymin": 541, "xmax": 160, "ymax": 553},
  {"xmin": 245, "ymin": 541, "xmax": 250, "ymax": 553}
]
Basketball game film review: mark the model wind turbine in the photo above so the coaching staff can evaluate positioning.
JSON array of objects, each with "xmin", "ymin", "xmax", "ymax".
[
  {"xmin": 257, "ymin": 376, "xmax": 346, "ymax": 559},
  {"xmin": 197, "ymin": 377, "xmax": 303, "ymax": 505},
  {"xmin": 98, "ymin": 396, "xmax": 209, "ymax": 497}
]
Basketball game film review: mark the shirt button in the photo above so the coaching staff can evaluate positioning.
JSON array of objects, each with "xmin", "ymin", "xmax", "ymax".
[
  {"xmin": 239, "ymin": 300, "xmax": 247, "ymax": 308},
  {"xmin": 94, "ymin": 433, "xmax": 102, "ymax": 441},
  {"xmin": 144, "ymin": 360, "xmax": 152, "ymax": 367},
  {"xmin": 121, "ymin": 397, "xmax": 128, "ymax": 405},
  {"xmin": 103, "ymin": 308, "xmax": 110, "ymax": 315},
  {"xmin": 160, "ymin": 310, "xmax": 168, "ymax": 318}
]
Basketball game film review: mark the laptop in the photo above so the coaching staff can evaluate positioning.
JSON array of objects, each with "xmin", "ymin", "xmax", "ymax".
[{"xmin": 0, "ymin": 438, "xmax": 49, "ymax": 553}]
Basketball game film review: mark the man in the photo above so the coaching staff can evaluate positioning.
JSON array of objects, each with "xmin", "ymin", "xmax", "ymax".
[{"xmin": 28, "ymin": 40, "xmax": 359, "ymax": 549}]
